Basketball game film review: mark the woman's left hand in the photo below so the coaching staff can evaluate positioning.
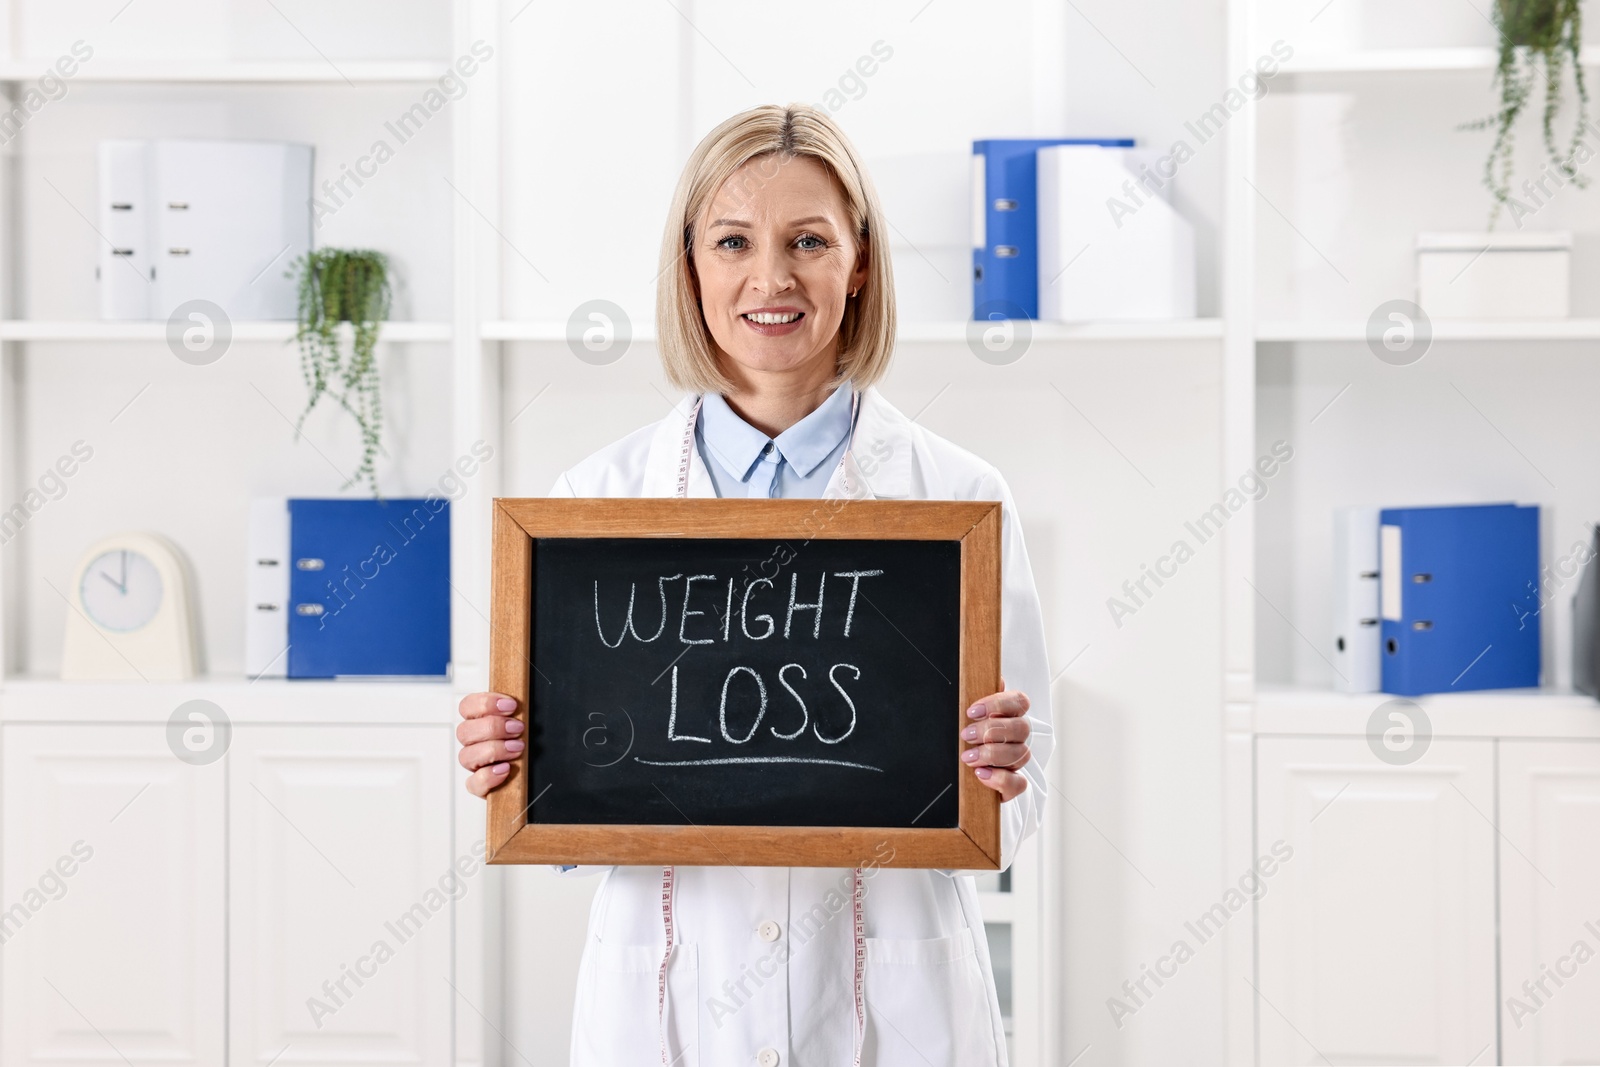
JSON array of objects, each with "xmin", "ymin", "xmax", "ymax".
[{"xmin": 961, "ymin": 680, "xmax": 1032, "ymax": 801}]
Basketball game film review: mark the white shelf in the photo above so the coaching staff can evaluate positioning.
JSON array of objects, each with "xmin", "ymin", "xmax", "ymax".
[
  {"xmin": 0, "ymin": 675, "xmax": 461, "ymax": 725},
  {"xmin": 480, "ymin": 320, "xmax": 596, "ymax": 341},
  {"xmin": 482, "ymin": 318, "xmax": 1224, "ymax": 343},
  {"xmin": 897, "ymin": 319, "xmax": 1223, "ymax": 342},
  {"xmin": 1254, "ymin": 684, "xmax": 1600, "ymax": 740},
  {"xmin": 1257, "ymin": 319, "xmax": 1600, "ymax": 342},
  {"xmin": 1277, "ymin": 46, "xmax": 1600, "ymax": 76},
  {"xmin": 0, "ymin": 320, "xmax": 452, "ymax": 342},
  {"xmin": 0, "ymin": 60, "xmax": 450, "ymax": 83}
]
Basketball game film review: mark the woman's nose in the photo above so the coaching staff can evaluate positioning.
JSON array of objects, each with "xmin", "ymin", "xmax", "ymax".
[{"xmin": 749, "ymin": 245, "xmax": 795, "ymax": 295}]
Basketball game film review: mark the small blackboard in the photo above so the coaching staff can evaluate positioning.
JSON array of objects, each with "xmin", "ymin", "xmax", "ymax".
[
  {"xmin": 487, "ymin": 498, "xmax": 1001, "ymax": 870},
  {"xmin": 532, "ymin": 535, "xmax": 960, "ymax": 828}
]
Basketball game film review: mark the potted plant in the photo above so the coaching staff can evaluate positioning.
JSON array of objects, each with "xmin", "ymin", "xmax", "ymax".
[
  {"xmin": 289, "ymin": 249, "xmax": 391, "ymax": 496},
  {"xmin": 1462, "ymin": 0, "xmax": 1588, "ymax": 225}
]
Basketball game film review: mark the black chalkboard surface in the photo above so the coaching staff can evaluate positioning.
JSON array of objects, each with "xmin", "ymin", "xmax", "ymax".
[
  {"xmin": 487, "ymin": 498, "xmax": 1002, "ymax": 870},
  {"xmin": 530, "ymin": 536, "xmax": 962, "ymax": 829}
]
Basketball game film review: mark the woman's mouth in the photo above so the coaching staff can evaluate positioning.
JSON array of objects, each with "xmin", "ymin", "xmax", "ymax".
[{"xmin": 741, "ymin": 309, "xmax": 805, "ymax": 336}]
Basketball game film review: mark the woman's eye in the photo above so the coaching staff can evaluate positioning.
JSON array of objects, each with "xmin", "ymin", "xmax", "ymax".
[
  {"xmin": 796, "ymin": 234, "xmax": 826, "ymax": 250},
  {"xmin": 717, "ymin": 235, "xmax": 747, "ymax": 250}
]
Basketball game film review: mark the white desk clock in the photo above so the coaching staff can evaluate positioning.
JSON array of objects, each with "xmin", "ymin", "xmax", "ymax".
[{"xmin": 61, "ymin": 532, "xmax": 199, "ymax": 681}]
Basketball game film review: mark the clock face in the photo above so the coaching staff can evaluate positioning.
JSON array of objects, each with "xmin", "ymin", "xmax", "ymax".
[{"xmin": 80, "ymin": 549, "xmax": 164, "ymax": 633}]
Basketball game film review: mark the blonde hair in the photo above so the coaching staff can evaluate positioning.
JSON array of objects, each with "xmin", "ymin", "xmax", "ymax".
[{"xmin": 655, "ymin": 104, "xmax": 896, "ymax": 395}]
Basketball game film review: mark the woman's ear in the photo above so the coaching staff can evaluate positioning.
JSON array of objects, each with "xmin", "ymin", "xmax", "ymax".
[{"xmin": 850, "ymin": 241, "xmax": 869, "ymax": 299}]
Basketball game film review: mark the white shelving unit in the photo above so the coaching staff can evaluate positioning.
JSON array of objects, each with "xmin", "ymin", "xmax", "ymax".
[
  {"xmin": 1226, "ymin": 1, "xmax": 1600, "ymax": 1064},
  {"xmin": 0, "ymin": 1, "xmax": 479, "ymax": 1064}
]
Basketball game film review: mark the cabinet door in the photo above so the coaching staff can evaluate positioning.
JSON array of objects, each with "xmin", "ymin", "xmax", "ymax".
[
  {"xmin": 1, "ymin": 723, "xmax": 225, "ymax": 1067},
  {"xmin": 229, "ymin": 725, "xmax": 455, "ymax": 1067},
  {"xmin": 1499, "ymin": 739, "xmax": 1600, "ymax": 1065},
  {"xmin": 1256, "ymin": 737, "xmax": 1496, "ymax": 1066}
]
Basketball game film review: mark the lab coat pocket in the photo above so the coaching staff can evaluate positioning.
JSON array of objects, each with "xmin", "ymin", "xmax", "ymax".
[
  {"xmin": 572, "ymin": 937, "xmax": 699, "ymax": 1067},
  {"xmin": 863, "ymin": 927, "xmax": 1000, "ymax": 1066}
]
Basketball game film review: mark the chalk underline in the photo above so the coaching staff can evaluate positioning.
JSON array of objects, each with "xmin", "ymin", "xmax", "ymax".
[{"xmin": 633, "ymin": 756, "xmax": 884, "ymax": 772}]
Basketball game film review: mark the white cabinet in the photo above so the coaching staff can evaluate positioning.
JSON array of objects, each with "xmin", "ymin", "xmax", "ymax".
[
  {"xmin": 0, "ymin": 724, "xmax": 226, "ymax": 1067},
  {"xmin": 0, "ymin": 717, "xmax": 461, "ymax": 1067},
  {"xmin": 1498, "ymin": 740, "xmax": 1600, "ymax": 1066},
  {"xmin": 1256, "ymin": 738, "xmax": 1498, "ymax": 1066},
  {"xmin": 229, "ymin": 725, "xmax": 455, "ymax": 1067}
]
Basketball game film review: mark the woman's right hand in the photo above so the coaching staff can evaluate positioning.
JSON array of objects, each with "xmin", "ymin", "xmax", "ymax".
[{"xmin": 457, "ymin": 691, "xmax": 523, "ymax": 797}]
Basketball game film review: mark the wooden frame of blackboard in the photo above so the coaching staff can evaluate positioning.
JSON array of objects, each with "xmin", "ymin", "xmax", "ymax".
[{"xmin": 486, "ymin": 497, "xmax": 1002, "ymax": 870}]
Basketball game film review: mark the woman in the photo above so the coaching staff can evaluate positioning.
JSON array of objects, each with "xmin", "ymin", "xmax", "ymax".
[{"xmin": 457, "ymin": 104, "xmax": 1053, "ymax": 1066}]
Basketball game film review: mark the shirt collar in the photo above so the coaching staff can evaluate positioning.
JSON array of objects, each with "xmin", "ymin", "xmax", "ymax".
[{"xmin": 699, "ymin": 381, "xmax": 856, "ymax": 480}]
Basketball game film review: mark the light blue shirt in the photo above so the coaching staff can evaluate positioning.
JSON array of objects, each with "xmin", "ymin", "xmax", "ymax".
[{"xmin": 695, "ymin": 381, "xmax": 856, "ymax": 499}]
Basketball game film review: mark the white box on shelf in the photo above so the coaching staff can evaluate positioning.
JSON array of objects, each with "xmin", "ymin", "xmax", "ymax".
[
  {"xmin": 97, "ymin": 139, "xmax": 314, "ymax": 321},
  {"xmin": 1416, "ymin": 231, "xmax": 1571, "ymax": 319},
  {"xmin": 1037, "ymin": 145, "xmax": 1196, "ymax": 322}
]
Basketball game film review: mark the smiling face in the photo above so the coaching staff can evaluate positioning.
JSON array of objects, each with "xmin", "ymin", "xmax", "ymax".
[{"xmin": 692, "ymin": 153, "xmax": 869, "ymax": 391}]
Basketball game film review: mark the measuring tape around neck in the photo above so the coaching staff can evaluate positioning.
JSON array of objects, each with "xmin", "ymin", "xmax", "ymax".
[{"xmin": 674, "ymin": 387, "xmax": 862, "ymax": 499}]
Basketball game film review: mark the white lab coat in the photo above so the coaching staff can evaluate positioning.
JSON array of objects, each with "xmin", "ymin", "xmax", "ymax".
[{"xmin": 545, "ymin": 386, "xmax": 1054, "ymax": 1067}]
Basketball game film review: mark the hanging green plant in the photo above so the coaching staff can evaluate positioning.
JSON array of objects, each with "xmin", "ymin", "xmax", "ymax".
[
  {"xmin": 289, "ymin": 248, "xmax": 391, "ymax": 496},
  {"xmin": 1460, "ymin": 0, "xmax": 1588, "ymax": 227}
]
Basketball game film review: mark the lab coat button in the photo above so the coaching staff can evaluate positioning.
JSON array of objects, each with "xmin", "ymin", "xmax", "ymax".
[
  {"xmin": 757, "ymin": 920, "xmax": 781, "ymax": 942},
  {"xmin": 757, "ymin": 1049, "xmax": 780, "ymax": 1067}
]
